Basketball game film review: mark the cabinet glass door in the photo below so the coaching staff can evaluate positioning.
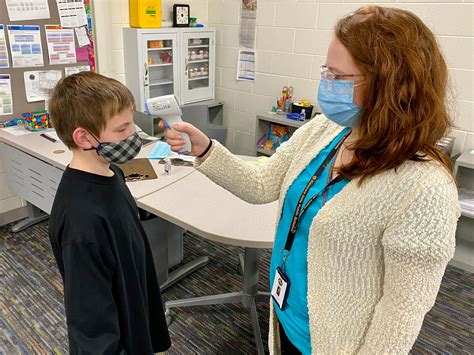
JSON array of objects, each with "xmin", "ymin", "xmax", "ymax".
[
  {"xmin": 143, "ymin": 33, "xmax": 178, "ymax": 103},
  {"xmin": 182, "ymin": 31, "xmax": 215, "ymax": 104}
]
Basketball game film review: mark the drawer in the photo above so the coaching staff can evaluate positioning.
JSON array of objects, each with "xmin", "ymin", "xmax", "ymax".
[
  {"xmin": 0, "ymin": 143, "xmax": 64, "ymax": 214},
  {"xmin": 1, "ymin": 144, "xmax": 28, "ymax": 198}
]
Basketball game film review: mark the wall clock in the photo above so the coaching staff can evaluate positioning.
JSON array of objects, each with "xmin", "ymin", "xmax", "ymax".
[{"xmin": 173, "ymin": 4, "xmax": 190, "ymax": 27}]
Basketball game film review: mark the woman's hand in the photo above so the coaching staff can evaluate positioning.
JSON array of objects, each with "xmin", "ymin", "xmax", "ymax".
[{"xmin": 158, "ymin": 120, "xmax": 210, "ymax": 157}]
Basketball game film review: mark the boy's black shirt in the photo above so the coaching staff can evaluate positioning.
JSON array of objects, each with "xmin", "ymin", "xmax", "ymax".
[{"xmin": 49, "ymin": 165, "xmax": 171, "ymax": 354}]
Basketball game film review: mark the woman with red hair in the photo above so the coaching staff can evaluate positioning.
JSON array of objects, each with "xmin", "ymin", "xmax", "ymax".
[{"xmin": 163, "ymin": 6, "xmax": 459, "ymax": 354}]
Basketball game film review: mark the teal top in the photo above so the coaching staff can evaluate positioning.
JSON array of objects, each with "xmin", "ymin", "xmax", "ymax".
[{"xmin": 269, "ymin": 128, "xmax": 350, "ymax": 354}]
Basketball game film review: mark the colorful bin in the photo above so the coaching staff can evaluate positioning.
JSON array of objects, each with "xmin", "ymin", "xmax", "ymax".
[{"xmin": 22, "ymin": 111, "xmax": 50, "ymax": 131}]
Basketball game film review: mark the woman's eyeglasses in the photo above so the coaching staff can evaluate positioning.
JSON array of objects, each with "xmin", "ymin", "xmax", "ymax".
[{"xmin": 320, "ymin": 65, "xmax": 363, "ymax": 81}]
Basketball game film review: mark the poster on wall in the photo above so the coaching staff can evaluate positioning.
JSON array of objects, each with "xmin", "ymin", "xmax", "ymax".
[
  {"xmin": 237, "ymin": 50, "xmax": 255, "ymax": 81},
  {"xmin": 5, "ymin": 0, "xmax": 50, "ymax": 22},
  {"xmin": 0, "ymin": 25, "xmax": 10, "ymax": 69},
  {"xmin": 0, "ymin": 74, "xmax": 13, "ymax": 116},
  {"xmin": 239, "ymin": 0, "xmax": 257, "ymax": 48},
  {"xmin": 23, "ymin": 70, "xmax": 62, "ymax": 102},
  {"xmin": 7, "ymin": 25, "xmax": 44, "ymax": 68},
  {"xmin": 45, "ymin": 25, "xmax": 77, "ymax": 65},
  {"xmin": 56, "ymin": 0, "xmax": 88, "ymax": 28}
]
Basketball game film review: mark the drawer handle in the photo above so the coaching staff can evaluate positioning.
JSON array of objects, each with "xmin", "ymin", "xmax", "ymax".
[
  {"xmin": 30, "ymin": 182, "xmax": 44, "ymax": 192},
  {"xmin": 28, "ymin": 168, "xmax": 41, "ymax": 176},
  {"xmin": 30, "ymin": 175, "xmax": 43, "ymax": 185},
  {"xmin": 32, "ymin": 190, "xmax": 45, "ymax": 199}
]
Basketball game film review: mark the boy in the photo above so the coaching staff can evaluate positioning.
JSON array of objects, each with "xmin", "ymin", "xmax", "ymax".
[{"xmin": 48, "ymin": 72, "xmax": 171, "ymax": 354}]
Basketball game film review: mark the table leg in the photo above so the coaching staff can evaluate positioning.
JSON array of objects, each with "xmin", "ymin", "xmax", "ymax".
[
  {"xmin": 165, "ymin": 246, "xmax": 270, "ymax": 354},
  {"xmin": 242, "ymin": 248, "xmax": 259, "ymax": 307},
  {"xmin": 160, "ymin": 256, "xmax": 209, "ymax": 292},
  {"xmin": 11, "ymin": 202, "xmax": 48, "ymax": 233},
  {"xmin": 238, "ymin": 252, "xmax": 245, "ymax": 274},
  {"xmin": 166, "ymin": 291, "xmax": 243, "ymax": 308},
  {"xmin": 250, "ymin": 297, "xmax": 265, "ymax": 355},
  {"xmin": 242, "ymin": 248, "xmax": 266, "ymax": 355}
]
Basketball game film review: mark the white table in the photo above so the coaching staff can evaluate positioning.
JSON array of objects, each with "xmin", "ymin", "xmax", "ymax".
[
  {"xmin": 0, "ymin": 127, "xmax": 203, "ymax": 290},
  {"xmin": 0, "ymin": 128, "xmax": 194, "ymax": 230},
  {"xmin": 138, "ymin": 170, "xmax": 278, "ymax": 354}
]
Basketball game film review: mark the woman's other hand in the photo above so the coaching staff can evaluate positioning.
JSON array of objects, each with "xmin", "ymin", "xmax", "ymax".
[{"xmin": 158, "ymin": 120, "xmax": 211, "ymax": 157}]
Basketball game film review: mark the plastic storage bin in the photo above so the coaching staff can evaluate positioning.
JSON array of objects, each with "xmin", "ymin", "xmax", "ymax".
[{"xmin": 22, "ymin": 111, "xmax": 50, "ymax": 131}]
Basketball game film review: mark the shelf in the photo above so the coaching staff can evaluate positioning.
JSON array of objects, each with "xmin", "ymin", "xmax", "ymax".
[
  {"xmin": 148, "ymin": 63, "xmax": 173, "ymax": 67},
  {"xmin": 188, "ymin": 44, "xmax": 209, "ymax": 48},
  {"xmin": 256, "ymin": 112, "xmax": 307, "ymax": 129},
  {"xmin": 188, "ymin": 76, "xmax": 209, "ymax": 81},
  {"xmin": 148, "ymin": 47, "xmax": 172, "ymax": 51},
  {"xmin": 257, "ymin": 147, "xmax": 275, "ymax": 156},
  {"xmin": 188, "ymin": 59, "xmax": 209, "ymax": 64},
  {"xmin": 149, "ymin": 80, "xmax": 173, "ymax": 87}
]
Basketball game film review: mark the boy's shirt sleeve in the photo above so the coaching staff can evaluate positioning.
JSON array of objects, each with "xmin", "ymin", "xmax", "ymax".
[{"xmin": 62, "ymin": 239, "xmax": 125, "ymax": 354}]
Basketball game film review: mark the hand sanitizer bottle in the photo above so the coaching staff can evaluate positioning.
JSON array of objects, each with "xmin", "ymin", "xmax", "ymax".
[{"xmin": 300, "ymin": 109, "xmax": 306, "ymax": 122}]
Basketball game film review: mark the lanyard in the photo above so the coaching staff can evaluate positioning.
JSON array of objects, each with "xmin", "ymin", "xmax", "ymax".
[{"xmin": 282, "ymin": 131, "xmax": 350, "ymax": 260}]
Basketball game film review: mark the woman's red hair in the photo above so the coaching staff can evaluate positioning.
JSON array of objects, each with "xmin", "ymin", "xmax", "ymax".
[{"xmin": 335, "ymin": 6, "xmax": 453, "ymax": 183}]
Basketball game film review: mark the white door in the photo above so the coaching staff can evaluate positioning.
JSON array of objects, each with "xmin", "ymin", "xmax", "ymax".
[
  {"xmin": 180, "ymin": 30, "xmax": 215, "ymax": 104},
  {"xmin": 142, "ymin": 32, "xmax": 179, "ymax": 108}
]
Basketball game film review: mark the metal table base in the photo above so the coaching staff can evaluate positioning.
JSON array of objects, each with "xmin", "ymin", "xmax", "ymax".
[
  {"xmin": 165, "ymin": 247, "xmax": 270, "ymax": 354},
  {"xmin": 11, "ymin": 203, "xmax": 48, "ymax": 233}
]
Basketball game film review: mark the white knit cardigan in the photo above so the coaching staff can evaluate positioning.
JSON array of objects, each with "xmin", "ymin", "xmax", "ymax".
[{"xmin": 195, "ymin": 116, "xmax": 459, "ymax": 354}]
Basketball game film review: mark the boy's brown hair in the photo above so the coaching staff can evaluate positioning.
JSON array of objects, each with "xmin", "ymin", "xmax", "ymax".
[{"xmin": 49, "ymin": 72, "xmax": 136, "ymax": 149}]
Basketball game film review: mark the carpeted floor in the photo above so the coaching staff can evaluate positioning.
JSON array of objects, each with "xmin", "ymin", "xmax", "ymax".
[{"xmin": 1, "ymin": 221, "xmax": 473, "ymax": 354}]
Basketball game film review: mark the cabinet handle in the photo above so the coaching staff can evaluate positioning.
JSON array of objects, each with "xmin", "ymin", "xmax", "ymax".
[
  {"xmin": 144, "ymin": 62, "xmax": 149, "ymax": 85},
  {"xmin": 185, "ymin": 58, "xmax": 188, "ymax": 76}
]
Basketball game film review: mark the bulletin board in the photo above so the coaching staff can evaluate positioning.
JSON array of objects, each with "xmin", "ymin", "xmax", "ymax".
[{"xmin": 0, "ymin": 0, "xmax": 96, "ymax": 122}]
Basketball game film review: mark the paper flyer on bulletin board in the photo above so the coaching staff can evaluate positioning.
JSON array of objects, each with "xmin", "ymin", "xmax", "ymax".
[
  {"xmin": 56, "ymin": 0, "xmax": 88, "ymax": 28},
  {"xmin": 45, "ymin": 25, "xmax": 77, "ymax": 65},
  {"xmin": 0, "ymin": 74, "xmax": 13, "ymax": 116},
  {"xmin": 64, "ymin": 65, "xmax": 90, "ymax": 76},
  {"xmin": 24, "ymin": 70, "xmax": 62, "ymax": 102},
  {"xmin": 7, "ymin": 25, "xmax": 44, "ymax": 68},
  {"xmin": 74, "ymin": 26, "xmax": 90, "ymax": 47},
  {"xmin": 0, "ymin": 25, "xmax": 9, "ymax": 69},
  {"xmin": 5, "ymin": 0, "xmax": 50, "ymax": 21}
]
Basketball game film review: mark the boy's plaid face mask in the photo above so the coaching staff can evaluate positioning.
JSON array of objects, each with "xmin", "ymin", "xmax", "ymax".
[{"xmin": 85, "ymin": 132, "xmax": 143, "ymax": 164}]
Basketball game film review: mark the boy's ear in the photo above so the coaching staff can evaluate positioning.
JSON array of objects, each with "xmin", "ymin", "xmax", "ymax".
[{"xmin": 72, "ymin": 127, "xmax": 96, "ymax": 149}]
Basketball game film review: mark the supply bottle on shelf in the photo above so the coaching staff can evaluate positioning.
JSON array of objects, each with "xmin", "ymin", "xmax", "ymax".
[{"xmin": 300, "ymin": 109, "xmax": 306, "ymax": 121}]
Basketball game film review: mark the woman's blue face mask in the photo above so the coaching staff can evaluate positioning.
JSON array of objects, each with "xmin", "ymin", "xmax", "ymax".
[{"xmin": 317, "ymin": 79, "xmax": 361, "ymax": 128}]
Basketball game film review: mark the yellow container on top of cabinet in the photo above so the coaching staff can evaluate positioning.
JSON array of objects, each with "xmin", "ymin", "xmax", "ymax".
[{"xmin": 130, "ymin": 0, "xmax": 162, "ymax": 28}]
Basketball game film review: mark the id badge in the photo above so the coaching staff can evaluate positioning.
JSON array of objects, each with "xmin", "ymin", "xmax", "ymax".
[{"xmin": 271, "ymin": 267, "xmax": 290, "ymax": 309}]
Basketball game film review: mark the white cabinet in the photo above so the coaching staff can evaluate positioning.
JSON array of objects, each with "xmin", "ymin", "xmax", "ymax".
[
  {"xmin": 123, "ymin": 27, "xmax": 215, "ymax": 112},
  {"xmin": 180, "ymin": 29, "xmax": 215, "ymax": 105}
]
